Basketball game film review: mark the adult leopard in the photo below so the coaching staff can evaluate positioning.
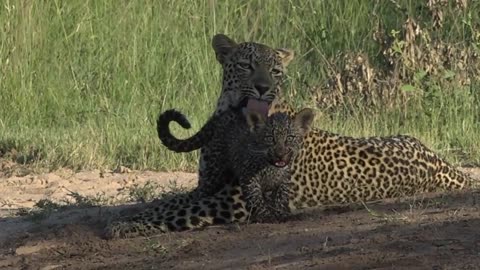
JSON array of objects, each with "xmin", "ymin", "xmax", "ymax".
[{"xmin": 104, "ymin": 34, "xmax": 473, "ymax": 238}]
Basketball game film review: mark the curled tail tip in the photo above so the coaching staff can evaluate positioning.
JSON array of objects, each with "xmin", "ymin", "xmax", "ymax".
[
  {"xmin": 173, "ymin": 113, "xmax": 191, "ymax": 129},
  {"xmin": 158, "ymin": 109, "xmax": 192, "ymax": 129},
  {"xmin": 178, "ymin": 115, "xmax": 192, "ymax": 129}
]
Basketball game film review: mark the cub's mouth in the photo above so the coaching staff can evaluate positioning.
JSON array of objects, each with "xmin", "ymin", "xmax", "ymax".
[
  {"xmin": 269, "ymin": 151, "xmax": 293, "ymax": 168},
  {"xmin": 272, "ymin": 160, "xmax": 288, "ymax": 168}
]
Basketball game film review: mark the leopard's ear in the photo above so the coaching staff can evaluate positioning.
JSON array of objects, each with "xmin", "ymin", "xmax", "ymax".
[
  {"xmin": 212, "ymin": 34, "xmax": 238, "ymax": 65},
  {"xmin": 246, "ymin": 111, "xmax": 266, "ymax": 133},
  {"xmin": 275, "ymin": 48, "xmax": 294, "ymax": 67},
  {"xmin": 294, "ymin": 108, "xmax": 315, "ymax": 135}
]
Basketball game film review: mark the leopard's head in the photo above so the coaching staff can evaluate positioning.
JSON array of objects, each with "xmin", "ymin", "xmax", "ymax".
[{"xmin": 212, "ymin": 34, "xmax": 294, "ymax": 117}]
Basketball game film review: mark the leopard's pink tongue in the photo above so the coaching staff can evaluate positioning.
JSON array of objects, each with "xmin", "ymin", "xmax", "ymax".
[{"xmin": 246, "ymin": 99, "xmax": 269, "ymax": 118}]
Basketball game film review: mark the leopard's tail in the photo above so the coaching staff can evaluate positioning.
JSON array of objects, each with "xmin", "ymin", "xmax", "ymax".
[{"xmin": 157, "ymin": 109, "xmax": 213, "ymax": 153}]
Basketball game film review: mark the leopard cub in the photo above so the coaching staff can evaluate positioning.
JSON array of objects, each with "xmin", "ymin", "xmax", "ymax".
[
  {"xmin": 232, "ymin": 109, "xmax": 315, "ymax": 222},
  {"xmin": 157, "ymin": 108, "xmax": 314, "ymax": 222},
  {"xmin": 157, "ymin": 107, "xmax": 314, "ymax": 222}
]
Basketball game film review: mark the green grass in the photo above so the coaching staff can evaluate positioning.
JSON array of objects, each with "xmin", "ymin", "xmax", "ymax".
[{"xmin": 0, "ymin": 0, "xmax": 479, "ymax": 171}]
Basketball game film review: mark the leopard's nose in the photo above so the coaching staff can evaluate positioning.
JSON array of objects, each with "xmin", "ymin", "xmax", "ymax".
[{"xmin": 254, "ymin": 82, "xmax": 271, "ymax": 95}]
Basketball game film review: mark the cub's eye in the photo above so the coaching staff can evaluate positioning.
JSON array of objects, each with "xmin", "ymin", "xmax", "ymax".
[
  {"xmin": 286, "ymin": 135, "xmax": 295, "ymax": 142},
  {"xmin": 264, "ymin": 136, "xmax": 274, "ymax": 143},
  {"xmin": 237, "ymin": 62, "xmax": 251, "ymax": 69}
]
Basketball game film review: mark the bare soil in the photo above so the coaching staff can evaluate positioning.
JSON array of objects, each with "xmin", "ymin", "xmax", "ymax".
[{"xmin": 1, "ymin": 162, "xmax": 479, "ymax": 270}]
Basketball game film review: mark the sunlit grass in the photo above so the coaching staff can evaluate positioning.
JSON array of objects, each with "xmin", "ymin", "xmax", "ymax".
[{"xmin": 0, "ymin": 0, "xmax": 478, "ymax": 171}]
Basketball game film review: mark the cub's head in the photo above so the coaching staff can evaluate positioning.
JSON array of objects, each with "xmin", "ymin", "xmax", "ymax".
[
  {"xmin": 212, "ymin": 34, "xmax": 294, "ymax": 117},
  {"xmin": 245, "ymin": 108, "xmax": 314, "ymax": 168}
]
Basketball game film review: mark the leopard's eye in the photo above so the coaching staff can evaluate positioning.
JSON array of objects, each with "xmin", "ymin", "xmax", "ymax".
[
  {"xmin": 237, "ymin": 62, "xmax": 251, "ymax": 69},
  {"xmin": 286, "ymin": 135, "xmax": 295, "ymax": 142},
  {"xmin": 271, "ymin": 68, "xmax": 283, "ymax": 77}
]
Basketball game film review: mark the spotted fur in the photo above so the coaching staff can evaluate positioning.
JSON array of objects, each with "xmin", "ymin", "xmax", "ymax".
[{"xmin": 104, "ymin": 34, "xmax": 473, "ymax": 238}]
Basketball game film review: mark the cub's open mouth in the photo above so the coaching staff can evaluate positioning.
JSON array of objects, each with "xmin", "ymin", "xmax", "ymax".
[
  {"xmin": 270, "ymin": 151, "xmax": 293, "ymax": 168},
  {"xmin": 273, "ymin": 160, "xmax": 288, "ymax": 168}
]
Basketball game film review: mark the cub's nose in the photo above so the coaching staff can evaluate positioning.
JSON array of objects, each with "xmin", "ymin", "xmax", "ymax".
[{"xmin": 274, "ymin": 149, "xmax": 289, "ymax": 160}]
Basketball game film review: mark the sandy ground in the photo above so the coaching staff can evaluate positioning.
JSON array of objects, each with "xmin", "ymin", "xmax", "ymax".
[{"xmin": 1, "ymin": 161, "xmax": 480, "ymax": 270}]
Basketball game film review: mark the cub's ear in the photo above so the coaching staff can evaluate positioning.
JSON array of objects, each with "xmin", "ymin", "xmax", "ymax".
[
  {"xmin": 212, "ymin": 34, "xmax": 238, "ymax": 65},
  {"xmin": 275, "ymin": 48, "xmax": 294, "ymax": 67},
  {"xmin": 294, "ymin": 108, "xmax": 315, "ymax": 135},
  {"xmin": 246, "ymin": 111, "xmax": 266, "ymax": 133}
]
